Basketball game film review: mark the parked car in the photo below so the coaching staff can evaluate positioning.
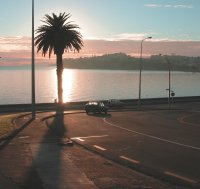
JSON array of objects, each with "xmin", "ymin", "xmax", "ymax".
[
  {"xmin": 107, "ymin": 99, "xmax": 124, "ymax": 107},
  {"xmin": 85, "ymin": 101, "xmax": 108, "ymax": 114}
]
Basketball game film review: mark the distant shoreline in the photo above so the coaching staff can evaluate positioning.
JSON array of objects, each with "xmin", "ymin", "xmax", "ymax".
[
  {"xmin": 63, "ymin": 53, "xmax": 200, "ymax": 73},
  {"xmin": 0, "ymin": 64, "xmax": 199, "ymax": 73},
  {"xmin": 62, "ymin": 67, "xmax": 200, "ymax": 72},
  {"xmin": 1, "ymin": 52, "xmax": 200, "ymax": 73}
]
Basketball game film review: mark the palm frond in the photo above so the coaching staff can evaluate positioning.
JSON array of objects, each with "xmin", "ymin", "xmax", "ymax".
[{"xmin": 35, "ymin": 12, "xmax": 83, "ymax": 58}]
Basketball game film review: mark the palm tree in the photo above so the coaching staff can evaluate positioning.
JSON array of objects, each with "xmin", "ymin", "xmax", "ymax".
[{"xmin": 35, "ymin": 12, "xmax": 83, "ymax": 107}]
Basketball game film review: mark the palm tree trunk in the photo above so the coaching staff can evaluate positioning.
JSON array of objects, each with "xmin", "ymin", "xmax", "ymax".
[{"xmin": 56, "ymin": 54, "xmax": 63, "ymax": 106}]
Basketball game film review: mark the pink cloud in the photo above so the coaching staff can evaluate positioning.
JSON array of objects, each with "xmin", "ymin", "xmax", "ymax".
[
  {"xmin": 82, "ymin": 40, "xmax": 200, "ymax": 57},
  {"xmin": 1, "ymin": 36, "xmax": 200, "ymax": 66},
  {"xmin": 0, "ymin": 36, "xmax": 31, "ymax": 52}
]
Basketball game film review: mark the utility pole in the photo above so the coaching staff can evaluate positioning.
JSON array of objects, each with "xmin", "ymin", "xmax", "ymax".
[
  {"xmin": 31, "ymin": 0, "xmax": 36, "ymax": 118},
  {"xmin": 138, "ymin": 36, "xmax": 152, "ymax": 107},
  {"xmin": 163, "ymin": 55, "xmax": 171, "ymax": 109},
  {"xmin": 166, "ymin": 57, "xmax": 171, "ymax": 109}
]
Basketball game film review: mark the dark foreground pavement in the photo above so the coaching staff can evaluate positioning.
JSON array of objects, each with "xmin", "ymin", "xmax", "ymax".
[{"xmin": 0, "ymin": 111, "xmax": 196, "ymax": 189}]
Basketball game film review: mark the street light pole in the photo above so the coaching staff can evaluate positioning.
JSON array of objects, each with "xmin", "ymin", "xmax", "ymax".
[
  {"xmin": 138, "ymin": 36, "xmax": 152, "ymax": 107},
  {"xmin": 31, "ymin": 0, "xmax": 36, "ymax": 118},
  {"xmin": 165, "ymin": 56, "xmax": 171, "ymax": 109}
]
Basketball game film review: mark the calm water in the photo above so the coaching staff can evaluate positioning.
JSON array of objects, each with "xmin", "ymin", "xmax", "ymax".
[{"xmin": 0, "ymin": 65, "xmax": 200, "ymax": 105}]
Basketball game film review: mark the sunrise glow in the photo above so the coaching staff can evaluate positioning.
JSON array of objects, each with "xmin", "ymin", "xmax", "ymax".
[{"xmin": 62, "ymin": 69, "xmax": 74, "ymax": 102}]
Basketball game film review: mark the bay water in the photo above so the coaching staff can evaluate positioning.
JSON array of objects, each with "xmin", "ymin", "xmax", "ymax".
[{"xmin": 0, "ymin": 65, "xmax": 200, "ymax": 105}]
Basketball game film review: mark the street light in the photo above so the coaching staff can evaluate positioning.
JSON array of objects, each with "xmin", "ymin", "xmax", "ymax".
[
  {"xmin": 164, "ymin": 56, "xmax": 172, "ymax": 109},
  {"xmin": 31, "ymin": 0, "xmax": 36, "ymax": 118},
  {"xmin": 138, "ymin": 36, "xmax": 152, "ymax": 107}
]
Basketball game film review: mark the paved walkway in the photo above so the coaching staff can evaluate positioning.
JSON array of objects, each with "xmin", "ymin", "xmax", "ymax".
[{"xmin": 0, "ymin": 113, "xmax": 97, "ymax": 189}]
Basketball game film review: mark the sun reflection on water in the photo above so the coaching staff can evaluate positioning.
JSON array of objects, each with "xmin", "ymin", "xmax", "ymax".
[{"xmin": 62, "ymin": 69, "xmax": 74, "ymax": 102}]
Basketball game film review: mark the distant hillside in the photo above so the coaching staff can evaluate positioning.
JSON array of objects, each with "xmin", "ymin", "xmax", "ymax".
[{"xmin": 63, "ymin": 53, "xmax": 200, "ymax": 72}]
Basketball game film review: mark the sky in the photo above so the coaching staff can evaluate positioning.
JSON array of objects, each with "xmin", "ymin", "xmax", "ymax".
[{"xmin": 0, "ymin": 0, "xmax": 200, "ymax": 64}]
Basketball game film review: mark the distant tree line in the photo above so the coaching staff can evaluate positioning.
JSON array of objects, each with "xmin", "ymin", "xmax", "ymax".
[{"xmin": 62, "ymin": 53, "xmax": 200, "ymax": 72}]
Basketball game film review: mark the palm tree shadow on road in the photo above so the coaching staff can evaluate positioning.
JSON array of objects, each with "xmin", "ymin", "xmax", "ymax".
[
  {"xmin": 47, "ymin": 112, "xmax": 67, "ymax": 138},
  {"xmin": 22, "ymin": 110, "xmax": 70, "ymax": 189}
]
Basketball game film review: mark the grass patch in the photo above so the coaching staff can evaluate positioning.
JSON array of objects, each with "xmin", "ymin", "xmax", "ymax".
[{"xmin": 0, "ymin": 114, "xmax": 21, "ymax": 138}]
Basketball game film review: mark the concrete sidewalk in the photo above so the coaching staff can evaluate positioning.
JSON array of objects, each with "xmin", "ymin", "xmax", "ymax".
[
  {"xmin": 0, "ymin": 111, "xmax": 193, "ymax": 189},
  {"xmin": 0, "ymin": 113, "xmax": 97, "ymax": 189}
]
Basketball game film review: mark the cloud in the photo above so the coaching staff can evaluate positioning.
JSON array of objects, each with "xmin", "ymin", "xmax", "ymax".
[
  {"xmin": 1, "ymin": 35, "xmax": 200, "ymax": 65},
  {"xmin": 84, "ymin": 33, "xmax": 154, "ymax": 41},
  {"xmin": 109, "ymin": 33, "xmax": 149, "ymax": 41},
  {"xmin": 174, "ymin": 5, "xmax": 193, "ymax": 9},
  {"xmin": 145, "ymin": 4, "xmax": 193, "ymax": 9},
  {"xmin": 83, "ymin": 33, "xmax": 193, "ymax": 42},
  {"xmin": 0, "ymin": 36, "xmax": 31, "ymax": 52},
  {"xmin": 145, "ymin": 4, "xmax": 162, "ymax": 8}
]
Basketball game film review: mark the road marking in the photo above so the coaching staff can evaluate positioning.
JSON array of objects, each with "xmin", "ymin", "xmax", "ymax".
[
  {"xmin": 71, "ymin": 135, "xmax": 108, "ymax": 141},
  {"xmin": 93, "ymin": 145, "xmax": 106, "ymax": 151},
  {"xmin": 77, "ymin": 135, "xmax": 109, "ymax": 139},
  {"xmin": 74, "ymin": 137, "xmax": 85, "ymax": 142},
  {"xmin": 178, "ymin": 113, "xmax": 200, "ymax": 127},
  {"xmin": 103, "ymin": 118, "xmax": 200, "ymax": 151},
  {"xmin": 120, "ymin": 155, "xmax": 140, "ymax": 164},
  {"xmin": 165, "ymin": 171, "xmax": 197, "ymax": 184}
]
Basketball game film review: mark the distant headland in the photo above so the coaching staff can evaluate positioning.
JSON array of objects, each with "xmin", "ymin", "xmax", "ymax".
[{"xmin": 62, "ymin": 53, "xmax": 200, "ymax": 72}]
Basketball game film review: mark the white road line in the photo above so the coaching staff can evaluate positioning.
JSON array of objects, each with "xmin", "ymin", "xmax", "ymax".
[
  {"xmin": 120, "ymin": 155, "xmax": 140, "ymax": 164},
  {"xmin": 93, "ymin": 145, "xmax": 106, "ymax": 151},
  {"xmin": 178, "ymin": 114, "xmax": 200, "ymax": 127},
  {"xmin": 165, "ymin": 171, "xmax": 197, "ymax": 184},
  {"xmin": 78, "ymin": 135, "xmax": 109, "ymax": 139},
  {"xmin": 72, "ymin": 135, "xmax": 108, "ymax": 140},
  {"xmin": 103, "ymin": 118, "xmax": 200, "ymax": 151},
  {"xmin": 75, "ymin": 138, "xmax": 85, "ymax": 142}
]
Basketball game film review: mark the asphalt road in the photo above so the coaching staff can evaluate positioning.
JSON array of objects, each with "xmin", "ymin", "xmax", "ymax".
[{"xmin": 47, "ymin": 106, "xmax": 200, "ymax": 187}]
